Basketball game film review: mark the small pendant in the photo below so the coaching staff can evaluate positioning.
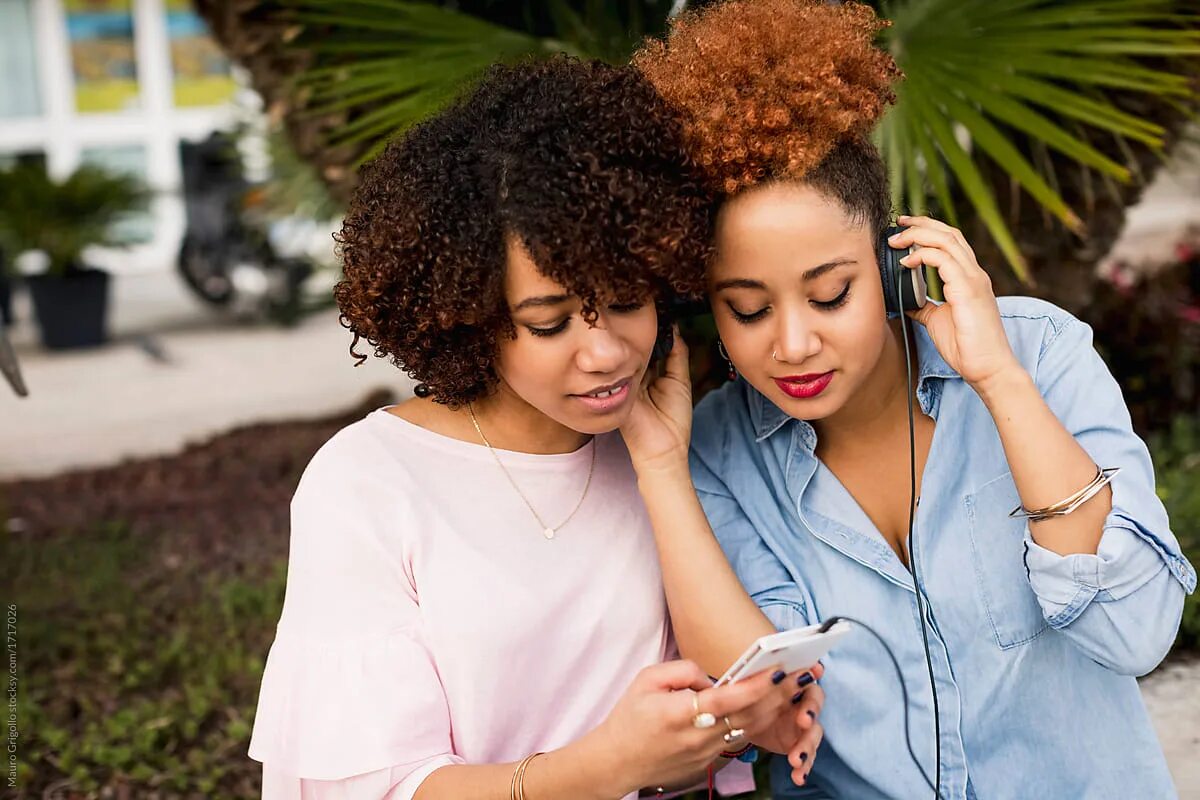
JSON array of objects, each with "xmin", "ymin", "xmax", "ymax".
[{"xmin": 543, "ymin": 527, "xmax": 555, "ymax": 540}]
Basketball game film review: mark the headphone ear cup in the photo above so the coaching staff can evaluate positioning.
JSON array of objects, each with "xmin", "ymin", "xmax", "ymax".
[
  {"xmin": 879, "ymin": 225, "xmax": 929, "ymax": 313},
  {"xmin": 879, "ymin": 225, "xmax": 905, "ymax": 315}
]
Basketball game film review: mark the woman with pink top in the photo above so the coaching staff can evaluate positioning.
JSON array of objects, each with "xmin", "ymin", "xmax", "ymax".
[{"xmin": 247, "ymin": 57, "xmax": 825, "ymax": 799}]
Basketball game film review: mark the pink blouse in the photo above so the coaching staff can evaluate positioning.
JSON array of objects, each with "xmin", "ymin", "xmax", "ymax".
[{"xmin": 248, "ymin": 409, "xmax": 753, "ymax": 799}]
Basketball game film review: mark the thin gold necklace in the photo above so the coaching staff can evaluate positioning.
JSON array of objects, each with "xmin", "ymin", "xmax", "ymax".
[{"xmin": 467, "ymin": 403, "xmax": 596, "ymax": 540}]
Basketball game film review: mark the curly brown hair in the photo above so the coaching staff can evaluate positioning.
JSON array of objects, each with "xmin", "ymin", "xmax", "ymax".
[
  {"xmin": 334, "ymin": 56, "xmax": 715, "ymax": 406},
  {"xmin": 633, "ymin": 0, "xmax": 901, "ymax": 199}
]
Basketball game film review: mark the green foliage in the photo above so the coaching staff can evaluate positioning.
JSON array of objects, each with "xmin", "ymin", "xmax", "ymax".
[
  {"xmin": 1148, "ymin": 414, "xmax": 1200, "ymax": 651},
  {"xmin": 277, "ymin": 0, "xmax": 1198, "ymax": 282},
  {"xmin": 262, "ymin": 130, "xmax": 344, "ymax": 222},
  {"xmin": 291, "ymin": 0, "xmax": 558, "ymax": 165},
  {"xmin": 877, "ymin": 0, "xmax": 1200, "ymax": 280},
  {"xmin": 5, "ymin": 523, "xmax": 285, "ymax": 797},
  {"xmin": 286, "ymin": 1, "xmax": 678, "ymax": 166},
  {"xmin": 0, "ymin": 163, "xmax": 150, "ymax": 277}
]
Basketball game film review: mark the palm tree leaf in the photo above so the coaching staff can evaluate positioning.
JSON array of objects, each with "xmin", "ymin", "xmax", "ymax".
[
  {"xmin": 921, "ymin": 74, "xmax": 1084, "ymax": 232},
  {"xmin": 880, "ymin": 0, "xmax": 1198, "ymax": 278},
  {"xmin": 902, "ymin": 103, "xmax": 958, "ymax": 227},
  {"xmin": 924, "ymin": 69, "xmax": 1132, "ymax": 179},
  {"xmin": 287, "ymin": 0, "xmax": 656, "ymax": 157},
  {"xmin": 902, "ymin": 76, "xmax": 1032, "ymax": 281}
]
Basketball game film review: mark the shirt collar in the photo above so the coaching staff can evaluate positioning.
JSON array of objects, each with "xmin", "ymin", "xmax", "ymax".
[{"xmin": 748, "ymin": 319, "xmax": 961, "ymax": 446}]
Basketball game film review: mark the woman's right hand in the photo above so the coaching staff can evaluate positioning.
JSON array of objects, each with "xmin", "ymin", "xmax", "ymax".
[
  {"xmin": 590, "ymin": 659, "xmax": 809, "ymax": 795},
  {"xmin": 620, "ymin": 326, "xmax": 694, "ymax": 479}
]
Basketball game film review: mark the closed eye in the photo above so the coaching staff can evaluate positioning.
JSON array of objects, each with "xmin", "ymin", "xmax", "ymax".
[
  {"xmin": 527, "ymin": 318, "xmax": 569, "ymax": 337},
  {"xmin": 812, "ymin": 282, "xmax": 851, "ymax": 311},
  {"xmin": 729, "ymin": 304, "xmax": 769, "ymax": 324}
]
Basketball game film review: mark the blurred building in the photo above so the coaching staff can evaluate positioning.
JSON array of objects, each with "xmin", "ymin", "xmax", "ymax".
[{"xmin": 0, "ymin": 0, "xmax": 253, "ymax": 273}]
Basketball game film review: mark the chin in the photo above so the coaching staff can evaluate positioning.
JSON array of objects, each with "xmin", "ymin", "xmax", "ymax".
[
  {"xmin": 767, "ymin": 385, "xmax": 842, "ymax": 422},
  {"xmin": 553, "ymin": 403, "xmax": 628, "ymax": 436},
  {"xmin": 575, "ymin": 407, "xmax": 634, "ymax": 435}
]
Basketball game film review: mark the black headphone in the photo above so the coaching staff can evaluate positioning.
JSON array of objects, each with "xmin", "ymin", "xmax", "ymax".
[{"xmin": 879, "ymin": 224, "xmax": 929, "ymax": 315}]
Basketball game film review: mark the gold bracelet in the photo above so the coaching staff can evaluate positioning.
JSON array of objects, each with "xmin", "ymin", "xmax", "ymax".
[
  {"xmin": 510, "ymin": 752, "xmax": 544, "ymax": 800},
  {"xmin": 1008, "ymin": 466, "xmax": 1120, "ymax": 522}
]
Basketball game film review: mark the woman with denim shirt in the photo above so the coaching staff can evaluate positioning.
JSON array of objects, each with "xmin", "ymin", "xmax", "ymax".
[{"xmin": 620, "ymin": 1, "xmax": 1197, "ymax": 798}]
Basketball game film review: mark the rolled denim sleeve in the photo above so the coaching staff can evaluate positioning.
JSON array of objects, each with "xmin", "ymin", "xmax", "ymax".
[
  {"xmin": 1021, "ymin": 315, "xmax": 1196, "ymax": 676},
  {"xmin": 690, "ymin": 446, "xmax": 810, "ymax": 633}
]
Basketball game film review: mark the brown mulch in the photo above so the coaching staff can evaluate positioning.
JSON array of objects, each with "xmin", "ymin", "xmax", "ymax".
[{"xmin": 0, "ymin": 388, "xmax": 396, "ymax": 569}]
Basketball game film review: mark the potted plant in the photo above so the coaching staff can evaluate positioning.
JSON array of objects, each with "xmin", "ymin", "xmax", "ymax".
[
  {"xmin": 0, "ymin": 162, "xmax": 149, "ymax": 349},
  {"xmin": 0, "ymin": 245, "xmax": 12, "ymax": 327}
]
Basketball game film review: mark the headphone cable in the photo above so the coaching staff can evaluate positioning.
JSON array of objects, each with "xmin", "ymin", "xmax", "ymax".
[{"xmin": 900, "ymin": 267, "xmax": 942, "ymax": 798}]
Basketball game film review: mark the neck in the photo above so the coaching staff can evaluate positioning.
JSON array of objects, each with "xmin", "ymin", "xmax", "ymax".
[
  {"xmin": 468, "ymin": 383, "xmax": 591, "ymax": 455},
  {"xmin": 814, "ymin": 319, "xmax": 918, "ymax": 453}
]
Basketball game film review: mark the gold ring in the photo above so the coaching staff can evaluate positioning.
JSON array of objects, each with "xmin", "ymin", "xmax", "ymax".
[{"xmin": 722, "ymin": 715, "xmax": 746, "ymax": 744}]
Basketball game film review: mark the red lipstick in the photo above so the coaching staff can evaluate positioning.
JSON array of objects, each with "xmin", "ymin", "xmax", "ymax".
[{"xmin": 773, "ymin": 372, "xmax": 834, "ymax": 399}]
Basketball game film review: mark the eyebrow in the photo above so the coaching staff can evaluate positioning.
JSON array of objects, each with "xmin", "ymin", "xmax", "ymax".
[
  {"xmin": 802, "ymin": 258, "xmax": 857, "ymax": 281},
  {"xmin": 713, "ymin": 257, "xmax": 857, "ymax": 292},
  {"xmin": 512, "ymin": 294, "xmax": 573, "ymax": 312}
]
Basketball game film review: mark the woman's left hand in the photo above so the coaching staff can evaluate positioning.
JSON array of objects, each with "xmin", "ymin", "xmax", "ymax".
[
  {"xmin": 619, "ymin": 326, "xmax": 693, "ymax": 476},
  {"xmin": 755, "ymin": 676, "xmax": 825, "ymax": 788},
  {"xmin": 888, "ymin": 215, "xmax": 1022, "ymax": 389}
]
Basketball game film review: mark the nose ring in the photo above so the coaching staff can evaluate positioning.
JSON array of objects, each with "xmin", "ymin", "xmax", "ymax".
[{"xmin": 771, "ymin": 350, "xmax": 782, "ymax": 362}]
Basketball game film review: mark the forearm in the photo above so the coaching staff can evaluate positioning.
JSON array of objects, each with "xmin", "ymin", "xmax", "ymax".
[
  {"xmin": 637, "ymin": 465, "xmax": 775, "ymax": 675},
  {"xmin": 414, "ymin": 733, "xmax": 621, "ymax": 800},
  {"xmin": 974, "ymin": 366, "xmax": 1112, "ymax": 556}
]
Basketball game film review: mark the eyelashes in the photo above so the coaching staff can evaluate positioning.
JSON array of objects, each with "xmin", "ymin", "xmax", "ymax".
[
  {"xmin": 525, "ymin": 301, "xmax": 645, "ymax": 337},
  {"xmin": 527, "ymin": 320, "xmax": 569, "ymax": 337},
  {"xmin": 731, "ymin": 306, "xmax": 769, "ymax": 324},
  {"xmin": 728, "ymin": 282, "xmax": 852, "ymax": 324},
  {"xmin": 813, "ymin": 282, "xmax": 851, "ymax": 310}
]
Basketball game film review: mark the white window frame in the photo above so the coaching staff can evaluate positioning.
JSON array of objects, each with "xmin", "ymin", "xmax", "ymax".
[{"xmin": 0, "ymin": 0, "xmax": 245, "ymax": 274}]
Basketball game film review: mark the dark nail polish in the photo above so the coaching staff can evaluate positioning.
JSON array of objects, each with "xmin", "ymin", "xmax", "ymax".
[
  {"xmin": 799, "ymin": 752, "xmax": 808, "ymax": 763},
  {"xmin": 797, "ymin": 672, "xmax": 815, "ymax": 688},
  {"xmin": 791, "ymin": 691, "xmax": 805, "ymax": 704},
  {"xmin": 771, "ymin": 670, "xmax": 787, "ymax": 685},
  {"xmin": 806, "ymin": 709, "xmax": 816, "ymax": 720}
]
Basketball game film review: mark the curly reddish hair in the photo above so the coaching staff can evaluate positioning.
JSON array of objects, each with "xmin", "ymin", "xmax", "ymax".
[
  {"xmin": 633, "ymin": 0, "xmax": 901, "ymax": 195},
  {"xmin": 333, "ymin": 56, "xmax": 715, "ymax": 406}
]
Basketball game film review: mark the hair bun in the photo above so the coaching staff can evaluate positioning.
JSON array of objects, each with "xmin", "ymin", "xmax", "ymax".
[{"xmin": 634, "ymin": 0, "xmax": 902, "ymax": 193}]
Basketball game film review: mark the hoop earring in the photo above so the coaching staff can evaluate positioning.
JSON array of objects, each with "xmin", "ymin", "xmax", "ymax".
[{"xmin": 717, "ymin": 340, "xmax": 736, "ymax": 381}]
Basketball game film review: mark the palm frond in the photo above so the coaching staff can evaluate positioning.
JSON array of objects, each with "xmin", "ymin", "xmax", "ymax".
[
  {"xmin": 290, "ymin": 0, "xmax": 560, "ymax": 163},
  {"xmin": 881, "ymin": 0, "xmax": 1199, "ymax": 281}
]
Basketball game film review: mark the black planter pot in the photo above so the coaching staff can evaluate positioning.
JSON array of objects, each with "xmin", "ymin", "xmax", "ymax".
[
  {"xmin": 27, "ymin": 268, "xmax": 110, "ymax": 350},
  {"xmin": 0, "ymin": 273, "xmax": 12, "ymax": 327}
]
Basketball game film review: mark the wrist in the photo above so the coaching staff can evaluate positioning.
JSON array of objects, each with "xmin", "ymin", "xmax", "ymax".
[
  {"xmin": 573, "ymin": 724, "xmax": 640, "ymax": 798},
  {"xmin": 971, "ymin": 361, "xmax": 1034, "ymax": 407},
  {"xmin": 633, "ymin": 458, "xmax": 693, "ymax": 491}
]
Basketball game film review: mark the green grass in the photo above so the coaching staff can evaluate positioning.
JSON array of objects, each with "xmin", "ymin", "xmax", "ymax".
[
  {"xmin": 1150, "ymin": 414, "xmax": 1200, "ymax": 652},
  {"xmin": 5, "ymin": 523, "xmax": 285, "ymax": 798}
]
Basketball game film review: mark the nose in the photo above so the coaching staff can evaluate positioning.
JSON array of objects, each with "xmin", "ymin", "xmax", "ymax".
[
  {"xmin": 575, "ymin": 317, "xmax": 627, "ymax": 374},
  {"xmin": 774, "ymin": 309, "xmax": 822, "ymax": 365}
]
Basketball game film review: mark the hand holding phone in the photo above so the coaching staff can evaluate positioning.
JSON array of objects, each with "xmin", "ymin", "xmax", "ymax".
[{"xmin": 715, "ymin": 621, "xmax": 852, "ymax": 687}]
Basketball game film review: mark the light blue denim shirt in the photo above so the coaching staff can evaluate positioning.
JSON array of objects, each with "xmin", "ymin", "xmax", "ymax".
[{"xmin": 690, "ymin": 297, "xmax": 1196, "ymax": 800}]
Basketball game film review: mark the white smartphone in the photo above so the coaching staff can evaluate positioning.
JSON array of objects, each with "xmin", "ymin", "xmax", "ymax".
[{"xmin": 713, "ymin": 621, "xmax": 852, "ymax": 687}]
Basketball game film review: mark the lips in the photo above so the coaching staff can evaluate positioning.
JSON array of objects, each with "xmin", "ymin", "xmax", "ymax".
[
  {"xmin": 572, "ymin": 377, "xmax": 633, "ymax": 413},
  {"xmin": 773, "ymin": 372, "xmax": 834, "ymax": 399},
  {"xmin": 580, "ymin": 380, "xmax": 627, "ymax": 398}
]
